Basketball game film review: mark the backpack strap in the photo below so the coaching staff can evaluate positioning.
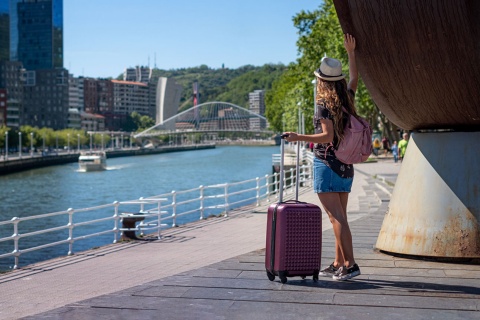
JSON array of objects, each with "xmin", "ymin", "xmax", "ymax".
[
  {"xmin": 324, "ymin": 107, "xmax": 348, "ymax": 158},
  {"xmin": 324, "ymin": 143, "xmax": 334, "ymax": 159}
]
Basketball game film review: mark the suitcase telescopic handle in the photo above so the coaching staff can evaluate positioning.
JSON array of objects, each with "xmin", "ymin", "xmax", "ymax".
[
  {"xmin": 279, "ymin": 136, "xmax": 285, "ymax": 203},
  {"xmin": 295, "ymin": 141, "xmax": 300, "ymax": 201},
  {"xmin": 279, "ymin": 135, "xmax": 301, "ymax": 203}
]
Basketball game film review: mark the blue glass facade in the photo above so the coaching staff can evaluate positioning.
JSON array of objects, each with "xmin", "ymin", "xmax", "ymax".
[
  {"xmin": 10, "ymin": 0, "xmax": 63, "ymax": 70},
  {"xmin": 0, "ymin": 0, "xmax": 9, "ymax": 62}
]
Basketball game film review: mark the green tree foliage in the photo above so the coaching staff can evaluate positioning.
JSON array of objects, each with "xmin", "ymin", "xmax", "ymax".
[
  {"xmin": 265, "ymin": 0, "xmax": 398, "ymax": 141},
  {"xmin": 130, "ymin": 112, "xmax": 155, "ymax": 131},
  {"xmin": 0, "ymin": 125, "xmax": 8, "ymax": 148},
  {"xmin": 265, "ymin": 65, "xmax": 303, "ymax": 132},
  {"xmin": 5, "ymin": 126, "xmax": 90, "ymax": 151},
  {"xmin": 216, "ymin": 64, "xmax": 287, "ymax": 107}
]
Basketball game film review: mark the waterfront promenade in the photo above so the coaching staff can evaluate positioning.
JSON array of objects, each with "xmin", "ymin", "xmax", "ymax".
[{"xmin": 1, "ymin": 160, "xmax": 479, "ymax": 319}]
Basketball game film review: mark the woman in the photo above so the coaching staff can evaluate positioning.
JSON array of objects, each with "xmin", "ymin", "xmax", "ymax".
[{"xmin": 283, "ymin": 34, "xmax": 360, "ymax": 281}]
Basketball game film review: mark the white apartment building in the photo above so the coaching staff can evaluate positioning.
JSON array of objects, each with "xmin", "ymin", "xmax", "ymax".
[
  {"xmin": 248, "ymin": 89, "xmax": 267, "ymax": 130},
  {"xmin": 68, "ymin": 75, "xmax": 84, "ymax": 111},
  {"xmin": 111, "ymin": 80, "xmax": 153, "ymax": 117},
  {"xmin": 80, "ymin": 112, "xmax": 105, "ymax": 132},
  {"xmin": 123, "ymin": 66, "xmax": 152, "ymax": 84},
  {"xmin": 67, "ymin": 108, "xmax": 81, "ymax": 129}
]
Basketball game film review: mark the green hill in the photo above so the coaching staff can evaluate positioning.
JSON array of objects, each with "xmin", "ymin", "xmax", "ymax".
[{"xmin": 150, "ymin": 64, "xmax": 287, "ymax": 112}]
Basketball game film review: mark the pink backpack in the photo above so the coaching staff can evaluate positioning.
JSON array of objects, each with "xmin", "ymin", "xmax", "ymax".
[{"xmin": 330, "ymin": 112, "xmax": 373, "ymax": 164}]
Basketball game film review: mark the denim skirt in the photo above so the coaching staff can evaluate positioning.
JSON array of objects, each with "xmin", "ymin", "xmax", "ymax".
[{"xmin": 313, "ymin": 158, "xmax": 353, "ymax": 193}]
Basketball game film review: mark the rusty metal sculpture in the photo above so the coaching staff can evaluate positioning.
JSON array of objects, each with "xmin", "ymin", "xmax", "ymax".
[
  {"xmin": 333, "ymin": 0, "xmax": 480, "ymax": 259},
  {"xmin": 334, "ymin": 0, "xmax": 480, "ymax": 130}
]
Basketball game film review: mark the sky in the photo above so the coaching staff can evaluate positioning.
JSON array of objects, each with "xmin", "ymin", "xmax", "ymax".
[{"xmin": 63, "ymin": 0, "xmax": 319, "ymax": 79}]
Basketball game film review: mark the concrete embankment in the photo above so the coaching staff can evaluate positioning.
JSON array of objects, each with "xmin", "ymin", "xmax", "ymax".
[{"xmin": 0, "ymin": 144, "xmax": 215, "ymax": 176}]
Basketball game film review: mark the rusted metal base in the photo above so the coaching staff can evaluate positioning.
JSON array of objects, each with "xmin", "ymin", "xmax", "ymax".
[
  {"xmin": 376, "ymin": 132, "xmax": 480, "ymax": 259},
  {"xmin": 121, "ymin": 214, "xmax": 145, "ymax": 241}
]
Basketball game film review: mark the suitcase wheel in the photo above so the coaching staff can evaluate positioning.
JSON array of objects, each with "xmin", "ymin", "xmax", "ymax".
[
  {"xmin": 313, "ymin": 271, "xmax": 319, "ymax": 281},
  {"xmin": 301, "ymin": 276, "xmax": 306, "ymax": 279},
  {"xmin": 279, "ymin": 271, "xmax": 288, "ymax": 284},
  {"xmin": 266, "ymin": 270, "xmax": 275, "ymax": 281}
]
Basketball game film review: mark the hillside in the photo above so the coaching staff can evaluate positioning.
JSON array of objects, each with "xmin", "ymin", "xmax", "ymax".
[{"xmin": 150, "ymin": 64, "xmax": 287, "ymax": 112}]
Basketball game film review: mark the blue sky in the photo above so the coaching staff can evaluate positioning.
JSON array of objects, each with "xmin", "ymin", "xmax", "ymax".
[{"xmin": 64, "ymin": 0, "xmax": 319, "ymax": 78}]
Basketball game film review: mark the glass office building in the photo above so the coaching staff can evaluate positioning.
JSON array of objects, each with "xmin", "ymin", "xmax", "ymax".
[
  {"xmin": 0, "ymin": 0, "xmax": 9, "ymax": 62},
  {"xmin": 9, "ymin": 0, "xmax": 63, "ymax": 70}
]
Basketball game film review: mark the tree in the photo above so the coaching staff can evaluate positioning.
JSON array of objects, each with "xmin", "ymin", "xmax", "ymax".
[
  {"xmin": 0, "ymin": 125, "xmax": 9, "ymax": 149},
  {"xmin": 130, "ymin": 112, "xmax": 155, "ymax": 132},
  {"xmin": 265, "ymin": 0, "xmax": 398, "ymax": 142},
  {"xmin": 265, "ymin": 65, "xmax": 303, "ymax": 132}
]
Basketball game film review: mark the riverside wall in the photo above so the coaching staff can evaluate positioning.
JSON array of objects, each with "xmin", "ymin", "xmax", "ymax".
[{"xmin": 0, "ymin": 144, "xmax": 215, "ymax": 176}]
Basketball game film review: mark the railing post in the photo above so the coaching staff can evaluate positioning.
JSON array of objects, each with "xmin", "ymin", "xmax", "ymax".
[
  {"xmin": 255, "ymin": 177, "xmax": 260, "ymax": 206},
  {"xmin": 139, "ymin": 197, "xmax": 145, "ymax": 212},
  {"xmin": 113, "ymin": 201, "xmax": 119, "ymax": 243},
  {"xmin": 67, "ymin": 208, "xmax": 74, "ymax": 255},
  {"xmin": 171, "ymin": 191, "xmax": 177, "ymax": 227},
  {"xmin": 199, "ymin": 185, "xmax": 204, "ymax": 220},
  {"xmin": 224, "ymin": 183, "xmax": 229, "ymax": 217},
  {"xmin": 137, "ymin": 197, "xmax": 145, "ymax": 237},
  {"xmin": 157, "ymin": 201, "xmax": 162, "ymax": 239},
  {"xmin": 11, "ymin": 217, "xmax": 19, "ymax": 269},
  {"xmin": 274, "ymin": 171, "xmax": 279, "ymax": 200},
  {"xmin": 265, "ymin": 174, "xmax": 270, "ymax": 202}
]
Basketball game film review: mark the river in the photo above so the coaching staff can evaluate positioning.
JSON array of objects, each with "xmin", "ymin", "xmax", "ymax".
[{"xmin": 0, "ymin": 145, "xmax": 279, "ymax": 270}]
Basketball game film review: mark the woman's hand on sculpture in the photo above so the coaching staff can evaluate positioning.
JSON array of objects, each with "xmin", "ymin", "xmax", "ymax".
[{"xmin": 344, "ymin": 33, "xmax": 356, "ymax": 53}]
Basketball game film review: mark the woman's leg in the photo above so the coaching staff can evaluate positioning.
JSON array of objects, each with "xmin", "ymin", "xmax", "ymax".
[{"xmin": 318, "ymin": 192, "xmax": 355, "ymax": 268}]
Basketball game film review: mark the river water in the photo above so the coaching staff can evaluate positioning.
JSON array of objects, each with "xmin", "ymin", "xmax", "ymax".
[{"xmin": 0, "ymin": 145, "xmax": 279, "ymax": 270}]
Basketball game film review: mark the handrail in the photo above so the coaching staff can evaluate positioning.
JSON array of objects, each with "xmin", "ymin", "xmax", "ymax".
[{"xmin": 0, "ymin": 152, "xmax": 313, "ymax": 270}]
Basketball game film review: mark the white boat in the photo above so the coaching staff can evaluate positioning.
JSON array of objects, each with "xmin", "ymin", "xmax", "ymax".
[{"xmin": 78, "ymin": 151, "xmax": 107, "ymax": 172}]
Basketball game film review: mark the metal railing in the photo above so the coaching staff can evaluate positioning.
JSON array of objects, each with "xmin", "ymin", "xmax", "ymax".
[{"xmin": 0, "ymin": 159, "xmax": 313, "ymax": 270}]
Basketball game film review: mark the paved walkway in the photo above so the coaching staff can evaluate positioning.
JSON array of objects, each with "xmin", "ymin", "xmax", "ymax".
[{"xmin": 1, "ymin": 160, "xmax": 479, "ymax": 319}]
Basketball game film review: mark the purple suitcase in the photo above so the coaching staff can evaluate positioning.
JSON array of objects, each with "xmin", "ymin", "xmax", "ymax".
[{"xmin": 265, "ymin": 138, "xmax": 322, "ymax": 283}]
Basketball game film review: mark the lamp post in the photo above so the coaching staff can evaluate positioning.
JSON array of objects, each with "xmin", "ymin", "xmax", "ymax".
[
  {"xmin": 121, "ymin": 134, "xmax": 124, "ymax": 149},
  {"xmin": 129, "ymin": 133, "xmax": 132, "ymax": 149},
  {"xmin": 67, "ymin": 133, "xmax": 70, "ymax": 153},
  {"xmin": 77, "ymin": 134, "xmax": 80, "ymax": 153},
  {"xmin": 56, "ymin": 134, "xmax": 58, "ymax": 153},
  {"xmin": 101, "ymin": 134, "xmax": 104, "ymax": 151},
  {"xmin": 18, "ymin": 132, "xmax": 22, "ymax": 159},
  {"xmin": 111, "ymin": 133, "xmax": 114, "ymax": 150},
  {"xmin": 89, "ymin": 133, "xmax": 92, "ymax": 151},
  {"xmin": 30, "ymin": 132, "xmax": 33, "ymax": 157},
  {"xmin": 42, "ymin": 133, "xmax": 45, "ymax": 154},
  {"xmin": 5, "ymin": 131, "xmax": 8, "ymax": 160}
]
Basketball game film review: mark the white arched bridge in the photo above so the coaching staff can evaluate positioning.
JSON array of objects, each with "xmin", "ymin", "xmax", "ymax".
[{"xmin": 134, "ymin": 102, "xmax": 272, "ymax": 139}]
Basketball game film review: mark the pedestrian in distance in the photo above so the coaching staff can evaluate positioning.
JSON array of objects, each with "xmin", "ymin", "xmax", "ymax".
[
  {"xmin": 382, "ymin": 136, "xmax": 389, "ymax": 156},
  {"xmin": 398, "ymin": 133, "xmax": 409, "ymax": 162},
  {"xmin": 282, "ymin": 33, "xmax": 361, "ymax": 281},
  {"xmin": 391, "ymin": 140, "xmax": 398, "ymax": 163},
  {"xmin": 372, "ymin": 138, "xmax": 381, "ymax": 156}
]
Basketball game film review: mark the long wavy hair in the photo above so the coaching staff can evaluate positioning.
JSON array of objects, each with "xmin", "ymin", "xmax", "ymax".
[{"xmin": 316, "ymin": 78, "xmax": 358, "ymax": 144}]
